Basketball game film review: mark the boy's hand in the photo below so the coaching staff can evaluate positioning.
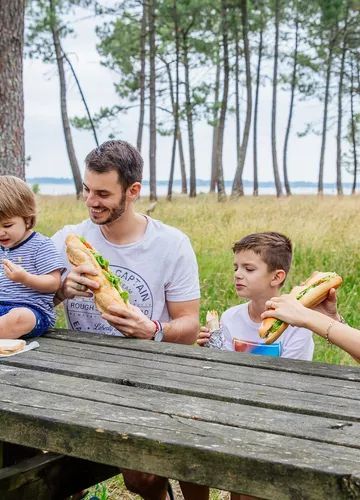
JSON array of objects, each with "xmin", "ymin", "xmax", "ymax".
[
  {"xmin": 197, "ymin": 326, "xmax": 210, "ymax": 347},
  {"xmin": 2, "ymin": 259, "xmax": 28, "ymax": 284}
]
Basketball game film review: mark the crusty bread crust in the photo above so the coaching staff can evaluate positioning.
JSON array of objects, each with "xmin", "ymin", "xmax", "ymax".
[
  {"xmin": 0, "ymin": 339, "xmax": 26, "ymax": 355},
  {"xmin": 65, "ymin": 234, "xmax": 130, "ymax": 313},
  {"xmin": 259, "ymin": 272, "xmax": 342, "ymax": 344}
]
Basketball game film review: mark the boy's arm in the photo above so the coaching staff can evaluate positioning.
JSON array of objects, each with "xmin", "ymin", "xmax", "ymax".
[{"xmin": 3, "ymin": 259, "xmax": 61, "ymax": 293}]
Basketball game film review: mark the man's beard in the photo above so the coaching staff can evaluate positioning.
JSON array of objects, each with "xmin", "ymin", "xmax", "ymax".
[{"xmin": 90, "ymin": 197, "xmax": 126, "ymax": 225}]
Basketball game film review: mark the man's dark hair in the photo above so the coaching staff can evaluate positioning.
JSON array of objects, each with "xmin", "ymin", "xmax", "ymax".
[
  {"xmin": 232, "ymin": 232, "xmax": 293, "ymax": 282},
  {"xmin": 85, "ymin": 140, "xmax": 143, "ymax": 190}
]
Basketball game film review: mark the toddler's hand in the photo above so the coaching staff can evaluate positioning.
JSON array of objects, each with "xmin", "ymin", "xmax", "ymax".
[
  {"xmin": 2, "ymin": 259, "xmax": 28, "ymax": 284},
  {"xmin": 197, "ymin": 326, "xmax": 210, "ymax": 347}
]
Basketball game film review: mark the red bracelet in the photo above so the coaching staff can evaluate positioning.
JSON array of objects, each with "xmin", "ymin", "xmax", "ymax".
[{"xmin": 151, "ymin": 320, "xmax": 162, "ymax": 333}]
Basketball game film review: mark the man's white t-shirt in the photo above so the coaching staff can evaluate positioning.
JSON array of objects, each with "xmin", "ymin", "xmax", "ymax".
[
  {"xmin": 52, "ymin": 216, "xmax": 200, "ymax": 335},
  {"xmin": 221, "ymin": 303, "xmax": 314, "ymax": 360}
]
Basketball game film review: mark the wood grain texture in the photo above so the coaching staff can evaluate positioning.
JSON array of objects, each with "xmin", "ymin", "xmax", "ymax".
[{"xmin": 1, "ymin": 329, "xmax": 360, "ymax": 498}]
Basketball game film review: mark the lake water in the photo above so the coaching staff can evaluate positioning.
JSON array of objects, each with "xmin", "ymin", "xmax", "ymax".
[{"xmin": 28, "ymin": 183, "xmax": 356, "ymax": 196}]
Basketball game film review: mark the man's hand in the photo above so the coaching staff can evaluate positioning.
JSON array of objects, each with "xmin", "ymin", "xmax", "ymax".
[
  {"xmin": 102, "ymin": 305, "xmax": 157, "ymax": 340},
  {"xmin": 2, "ymin": 259, "xmax": 28, "ymax": 284},
  {"xmin": 58, "ymin": 265, "xmax": 99, "ymax": 300}
]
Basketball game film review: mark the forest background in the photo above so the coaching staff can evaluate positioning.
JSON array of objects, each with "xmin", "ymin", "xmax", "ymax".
[{"xmin": 2, "ymin": 0, "xmax": 360, "ymax": 199}]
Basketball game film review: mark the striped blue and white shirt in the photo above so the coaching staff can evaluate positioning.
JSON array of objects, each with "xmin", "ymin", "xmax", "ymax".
[{"xmin": 0, "ymin": 232, "xmax": 64, "ymax": 326}]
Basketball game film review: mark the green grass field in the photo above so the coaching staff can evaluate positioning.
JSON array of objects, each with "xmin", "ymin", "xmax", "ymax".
[{"xmin": 36, "ymin": 193, "xmax": 360, "ymax": 498}]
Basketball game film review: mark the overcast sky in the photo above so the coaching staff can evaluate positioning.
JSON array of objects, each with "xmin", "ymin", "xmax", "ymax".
[{"xmin": 23, "ymin": 10, "xmax": 354, "ymax": 184}]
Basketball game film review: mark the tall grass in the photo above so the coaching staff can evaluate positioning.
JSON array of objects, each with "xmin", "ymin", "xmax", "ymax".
[
  {"xmin": 37, "ymin": 194, "xmax": 360, "ymax": 498},
  {"xmin": 40, "ymin": 193, "xmax": 360, "ymax": 366}
]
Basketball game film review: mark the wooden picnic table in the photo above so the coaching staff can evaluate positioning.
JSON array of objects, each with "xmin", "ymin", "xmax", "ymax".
[{"xmin": 1, "ymin": 329, "xmax": 360, "ymax": 499}]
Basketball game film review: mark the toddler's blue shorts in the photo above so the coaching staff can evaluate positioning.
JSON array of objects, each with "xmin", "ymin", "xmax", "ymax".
[{"xmin": 0, "ymin": 302, "xmax": 50, "ymax": 338}]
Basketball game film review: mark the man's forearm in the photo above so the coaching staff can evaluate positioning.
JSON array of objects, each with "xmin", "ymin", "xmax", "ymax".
[{"xmin": 162, "ymin": 315, "xmax": 199, "ymax": 344}]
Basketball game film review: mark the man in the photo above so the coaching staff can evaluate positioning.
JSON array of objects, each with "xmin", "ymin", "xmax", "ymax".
[{"xmin": 53, "ymin": 140, "xmax": 200, "ymax": 500}]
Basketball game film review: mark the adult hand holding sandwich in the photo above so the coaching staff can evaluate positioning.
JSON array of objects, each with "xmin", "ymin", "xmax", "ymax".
[
  {"xmin": 261, "ymin": 290, "xmax": 360, "ymax": 363},
  {"xmin": 296, "ymin": 271, "xmax": 340, "ymax": 321},
  {"xmin": 102, "ymin": 304, "xmax": 158, "ymax": 340},
  {"xmin": 58, "ymin": 261, "xmax": 159, "ymax": 340},
  {"xmin": 56, "ymin": 264, "xmax": 99, "ymax": 301}
]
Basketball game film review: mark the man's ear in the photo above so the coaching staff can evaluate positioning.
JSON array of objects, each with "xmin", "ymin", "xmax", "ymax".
[
  {"xmin": 127, "ymin": 182, "xmax": 141, "ymax": 202},
  {"xmin": 271, "ymin": 269, "xmax": 286, "ymax": 288}
]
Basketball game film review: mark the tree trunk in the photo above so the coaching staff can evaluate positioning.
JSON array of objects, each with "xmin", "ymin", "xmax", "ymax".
[
  {"xmin": 271, "ymin": 0, "xmax": 283, "ymax": 197},
  {"xmin": 167, "ymin": 0, "xmax": 181, "ymax": 201},
  {"xmin": 62, "ymin": 50, "xmax": 99, "ymax": 147},
  {"xmin": 50, "ymin": 0, "xmax": 82, "ymax": 198},
  {"xmin": 178, "ymin": 130, "xmax": 187, "ymax": 193},
  {"xmin": 318, "ymin": 41, "xmax": 334, "ymax": 195},
  {"xmin": 183, "ymin": 34, "xmax": 196, "ymax": 197},
  {"xmin": 231, "ymin": 0, "xmax": 252, "ymax": 198},
  {"xmin": 0, "ymin": 0, "xmax": 25, "ymax": 178},
  {"xmin": 350, "ymin": 59, "xmax": 357, "ymax": 195},
  {"xmin": 216, "ymin": 0, "xmax": 229, "ymax": 202},
  {"xmin": 137, "ymin": 1, "xmax": 147, "ymax": 152},
  {"xmin": 167, "ymin": 62, "xmax": 176, "ymax": 201},
  {"xmin": 148, "ymin": 0, "xmax": 157, "ymax": 201},
  {"xmin": 210, "ymin": 48, "xmax": 221, "ymax": 193},
  {"xmin": 336, "ymin": 15, "xmax": 348, "ymax": 197},
  {"xmin": 235, "ymin": 24, "xmax": 241, "ymax": 190},
  {"xmin": 283, "ymin": 16, "xmax": 299, "ymax": 197},
  {"xmin": 253, "ymin": 27, "xmax": 263, "ymax": 197}
]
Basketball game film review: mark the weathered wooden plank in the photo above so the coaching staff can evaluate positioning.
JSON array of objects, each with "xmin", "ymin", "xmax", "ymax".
[
  {"xmin": 45, "ymin": 329, "xmax": 360, "ymax": 381},
  {"xmin": 2, "ymin": 349, "xmax": 360, "ymax": 422},
  {"xmin": 0, "ymin": 451, "xmax": 119, "ymax": 500},
  {"xmin": 36, "ymin": 337, "xmax": 360, "ymax": 401},
  {"xmin": 0, "ymin": 364, "xmax": 359, "ymax": 449},
  {"xmin": 0, "ymin": 387, "xmax": 360, "ymax": 499}
]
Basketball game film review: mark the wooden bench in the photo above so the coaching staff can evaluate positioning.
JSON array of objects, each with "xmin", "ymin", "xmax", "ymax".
[{"xmin": 0, "ymin": 442, "xmax": 119, "ymax": 500}]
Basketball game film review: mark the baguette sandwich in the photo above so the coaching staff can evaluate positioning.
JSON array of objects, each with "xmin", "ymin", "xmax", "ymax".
[
  {"xmin": 259, "ymin": 271, "xmax": 343, "ymax": 344},
  {"xmin": 65, "ymin": 234, "xmax": 131, "ymax": 314},
  {"xmin": 0, "ymin": 339, "xmax": 26, "ymax": 355},
  {"xmin": 206, "ymin": 310, "xmax": 220, "ymax": 331}
]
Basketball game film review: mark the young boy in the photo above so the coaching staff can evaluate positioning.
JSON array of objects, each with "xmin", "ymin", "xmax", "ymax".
[
  {"xmin": 197, "ymin": 231, "xmax": 314, "ymax": 360},
  {"xmin": 181, "ymin": 233, "xmax": 315, "ymax": 500},
  {"xmin": 0, "ymin": 176, "xmax": 64, "ymax": 339}
]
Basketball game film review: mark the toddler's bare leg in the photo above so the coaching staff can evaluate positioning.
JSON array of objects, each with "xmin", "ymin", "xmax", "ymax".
[{"xmin": 0, "ymin": 308, "xmax": 36, "ymax": 339}]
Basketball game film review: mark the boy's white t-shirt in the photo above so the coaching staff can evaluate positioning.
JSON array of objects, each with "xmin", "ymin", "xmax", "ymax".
[
  {"xmin": 52, "ymin": 216, "xmax": 200, "ymax": 335},
  {"xmin": 221, "ymin": 303, "xmax": 314, "ymax": 360}
]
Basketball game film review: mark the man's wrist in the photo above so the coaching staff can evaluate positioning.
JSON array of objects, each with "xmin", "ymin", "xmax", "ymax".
[
  {"xmin": 149, "ymin": 320, "xmax": 157, "ymax": 339},
  {"xmin": 151, "ymin": 320, "xmax": 164, "ymax": 342},
  {"xmin": 55, "ymin": 282, "xmax": 67, "ymax": 303}
]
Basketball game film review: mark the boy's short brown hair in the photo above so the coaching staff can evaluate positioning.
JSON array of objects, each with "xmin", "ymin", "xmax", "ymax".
[
  {"xmin": 232, "ymin": 231, "xmax": 293, "ymax": 277},
  {"xmin": 0, "ymin": 176, "xmax": 37, "ymax": 229}
]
